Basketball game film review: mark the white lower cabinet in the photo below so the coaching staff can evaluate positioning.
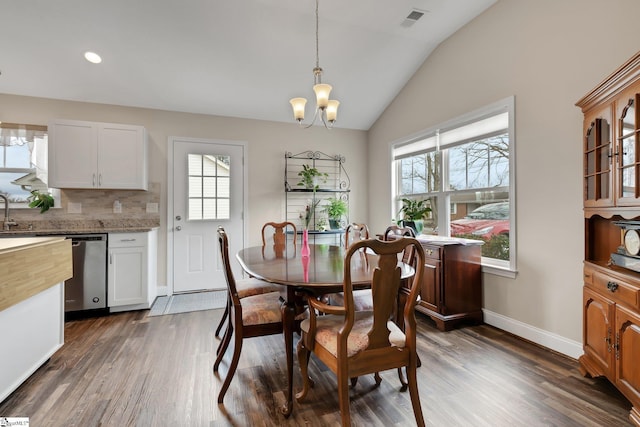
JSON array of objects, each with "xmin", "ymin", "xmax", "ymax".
[{"xmin": 108, "ymin": 229, "xmax": 157, "ymax": 312}]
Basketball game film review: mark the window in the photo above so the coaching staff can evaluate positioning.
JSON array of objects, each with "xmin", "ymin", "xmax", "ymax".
[
  {"xmin": 188, "ymin": 154, "xmax": 230, "ymax": 220},
  {"xmin": 0, "ymin": 123, "xmax": 57, "ymax": 208},
  {"xmin": 392, "ymin": 97, "xmax": 516, "ymax": 275}
]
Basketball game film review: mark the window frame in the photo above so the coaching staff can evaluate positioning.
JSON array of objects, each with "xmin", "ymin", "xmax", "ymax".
[
  {"xmin": 391, "ymin": 96, "xmax": 517, "ymax": 277},
  {"xmin": 0, "ymin": 123, "xmax": 60, "ymax": 209}
]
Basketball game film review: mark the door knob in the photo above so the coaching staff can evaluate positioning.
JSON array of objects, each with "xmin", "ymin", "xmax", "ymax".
[
  {"xmin": 176, "ymin": 215, "xmax": 182, "ymax": 221},
  {"xmin": 175, "ymin": 226, "xmax": 182, "ymax": 231}
]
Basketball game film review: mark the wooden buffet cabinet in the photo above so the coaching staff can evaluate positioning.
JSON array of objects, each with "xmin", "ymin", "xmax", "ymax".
[
  {"xmin": 414, "ymin": 236, "xmax": 483, "ymax": 331},
  {"xmin": 576, "ymin": 51, "xmax": 640, "ymax": 426}
]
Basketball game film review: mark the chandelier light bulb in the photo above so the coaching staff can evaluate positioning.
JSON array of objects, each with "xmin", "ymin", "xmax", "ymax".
[
  {"xmin": 290, "ymin": 98, "xmax": 307, "ymax": 122},
  {"xmin": 313, "ymin": 84, "xmax": 332, "ymax": 109},
  {"xmin": 326, "ymin": 100, "xmax": 340, "ymax": 123}
]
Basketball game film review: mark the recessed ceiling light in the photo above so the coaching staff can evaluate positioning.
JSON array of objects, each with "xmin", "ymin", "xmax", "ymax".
[{"xmin": 84, "ymin": 51, "xmax": 102, "ymax": 64}]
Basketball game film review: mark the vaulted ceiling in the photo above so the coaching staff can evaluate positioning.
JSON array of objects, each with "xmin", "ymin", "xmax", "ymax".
[{"xmin": 0, "ymin": 0, "xmax": 496, "ymax": 130}]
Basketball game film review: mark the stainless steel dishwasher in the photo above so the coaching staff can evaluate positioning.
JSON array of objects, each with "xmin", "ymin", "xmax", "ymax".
[{"xmin": 64, "ymin": 234, "xmax": 108, "ymax": 313}]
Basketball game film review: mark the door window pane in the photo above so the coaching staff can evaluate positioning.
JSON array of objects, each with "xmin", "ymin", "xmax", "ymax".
[{"xmin": 187, "ymin": 154, "xmax": 231, "ymax": 220}]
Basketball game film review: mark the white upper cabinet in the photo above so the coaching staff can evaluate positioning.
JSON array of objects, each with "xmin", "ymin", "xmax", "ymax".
[{"xmin": 48, "ymin": 119, "xmax": 148, "ymax": 190}]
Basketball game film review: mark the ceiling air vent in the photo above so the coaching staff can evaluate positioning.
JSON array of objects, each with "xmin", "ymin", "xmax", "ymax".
[{"xmin": 402, "ymin": 9, "xmax": 426, "ymax": 27}]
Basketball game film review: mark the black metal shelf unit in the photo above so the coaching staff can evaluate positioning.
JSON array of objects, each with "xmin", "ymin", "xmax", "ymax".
[{"xmin": 284, "ymin": 150, "xmax": 350, "ymax": 236}]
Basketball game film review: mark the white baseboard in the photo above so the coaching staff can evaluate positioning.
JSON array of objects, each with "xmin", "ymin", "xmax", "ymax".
[{"xmin": 483, "ymin": 309, "xmax": 583, "ymax": 360}]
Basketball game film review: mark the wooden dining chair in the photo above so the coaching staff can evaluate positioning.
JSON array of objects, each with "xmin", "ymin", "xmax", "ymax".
[
  {"xmin": 327, "ymin": 222, "xmax": 375, "ymax": 311},
  {"xmin": 325, "ymin": 223, "xmax": 371, "ymax": 309},
  {"xmin": 384, "ymin": 224, "xmax": 417, "ymax": 240},
  {"xmin": 213, "ymin": 226, "xmax": 284, "ymax": 404},
  {"xmin": 296, "ymin": 237, "xmax": 426, "ymax": 427},
  {"xmin": 261, "ymin": 221, "xmax": 297, "ymax": 247},
  {"xmin": 330, "ymin": 224, "xmax": 421, "ymax": 384},
  {"xmin": 213, "ymin": 222, "xmax": 287, "ymax": 338},
  {"xmin": 344, "ymin": 222, "xmax": 370, "ymax": 248},
  {"xmin": 384, "ymin": 224, "xmax": 417, "ymax": 264},
  {"xmin": 260, "ymin": 221, "xmax": 297, "ymax": 260}
]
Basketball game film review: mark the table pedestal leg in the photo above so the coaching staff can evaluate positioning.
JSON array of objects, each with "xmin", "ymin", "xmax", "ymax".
[{"xmin": 280, "ymin": 295, "xmax": 296, "ymax": 417}]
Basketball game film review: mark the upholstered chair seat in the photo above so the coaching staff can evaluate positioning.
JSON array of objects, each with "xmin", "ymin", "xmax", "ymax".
[
  {"xmin": 240, "ymin": 292, "xmax": 283, "ymax": 325},
  {"xmin": 300, "ymin": 312, "xmax": 405, "ymax": 358}
]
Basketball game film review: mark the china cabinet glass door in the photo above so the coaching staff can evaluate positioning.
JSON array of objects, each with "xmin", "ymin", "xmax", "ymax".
[
  {"xmin": 584, "ymin": 117, "xmax": 612, "ymax": 207},
  {"xmin": 616, "ymin": 94, "xmax": 640, "ymax": 205}
]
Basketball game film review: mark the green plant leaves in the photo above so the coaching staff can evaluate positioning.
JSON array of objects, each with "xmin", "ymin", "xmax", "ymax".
[
  {"xmin": 398, "ymin": 198, "xmax": 431, "ymax": 220},
  {"xmin": 28, "ymin": 190, "xmax": 55, "ymax": 213},
  {"xmin": 297, "ymin": 164, "xmax": 329, "ymax": 190}
]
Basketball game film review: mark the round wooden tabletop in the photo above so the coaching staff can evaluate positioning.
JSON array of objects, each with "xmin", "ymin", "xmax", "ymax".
[{"xmin": 236, "ymin": 243, "xmax": 413, "ymax": 291}]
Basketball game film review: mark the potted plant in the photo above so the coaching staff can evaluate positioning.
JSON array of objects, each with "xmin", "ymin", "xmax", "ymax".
[
  {"xmin": 397, "ymin": 198, "xmax": 430, "ymax": 234},
  {"xmin": 324, "ymin": 198, "xmax": 348, "ymax": 229},
  {"xmin": 316, "ymin": 217, "xmax": 328, "ymax": 232},
  {"xmin": 297, "ymin": 165, "xmax": 329, "ymax": 190},
  {"xmin": 28, "ymin": 190, "xmax": 55, "ymax": 213}
]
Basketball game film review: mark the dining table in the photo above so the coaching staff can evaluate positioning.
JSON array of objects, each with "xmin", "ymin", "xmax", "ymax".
[{"xmin": 236, "ymin": 242, "xmax": 415, "ymax": 417}]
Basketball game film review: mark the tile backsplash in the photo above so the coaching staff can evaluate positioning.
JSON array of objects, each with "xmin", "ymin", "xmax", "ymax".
[{"xmin": 8, "ymin": 183, "xmax": 161, "ymax": 231}]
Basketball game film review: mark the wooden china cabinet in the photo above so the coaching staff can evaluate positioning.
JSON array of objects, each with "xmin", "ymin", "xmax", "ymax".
[{"xmin": 577, "ymin": 51, "xmax": 640, "ymax": 427}]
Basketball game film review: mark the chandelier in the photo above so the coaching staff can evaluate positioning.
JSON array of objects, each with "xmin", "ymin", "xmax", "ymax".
[{"xmin": 289, "ymin": 0, "xmax": 339, "ymax": 129}]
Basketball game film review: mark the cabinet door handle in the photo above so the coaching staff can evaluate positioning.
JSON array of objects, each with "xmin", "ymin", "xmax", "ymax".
[
  {"xmin": 93, "ymin": 173, "xmax": 96, "ymax": 187},
  {"xmin": 606, "ymin": 281, "xmax": 619, "ymax": 292},
  {"xmin": 99, "ymin": 174, "xmax": 102, "ymax": 187},
  {"xmin": 605, "ymin": 327, "xmax": 612, "ymax": 353}
]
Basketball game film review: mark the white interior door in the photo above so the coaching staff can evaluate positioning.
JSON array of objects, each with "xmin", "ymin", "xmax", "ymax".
[{"xmin": 170, "ymin": 138, "xmax": 245, "ymax": 293}]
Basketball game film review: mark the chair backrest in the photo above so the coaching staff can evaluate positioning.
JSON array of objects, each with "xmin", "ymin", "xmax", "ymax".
[
  {"xmin": 343, "ymin": 238, "xmax": 425, "ymax": 350},
  {"xmin": 261, "ymin": 221, "xmax": 297, "ymax": 247},
  {"xmin": 217, "ymin": 226, "xmax": 240, "ymax": 303},
  {"xmin": 383, "ymin": 224, "xmax": 416, "ymax": 240},
  {"xmin": 344, "ymin": 223, "xmax": 370, "ymax": 249},
  {"xmin": 383, "ymin": 225, "xmax": 417, "ymax": 266}
]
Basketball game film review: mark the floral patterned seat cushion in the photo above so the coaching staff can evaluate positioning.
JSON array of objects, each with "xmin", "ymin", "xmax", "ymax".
[
  {"xmin": 240, "ymin": 292, "xmax": 283, "ymax": 326},
  {"xmin": 300, "ymin": 311, "xmax": 406, "ymax": 358},
  {"xmin": 236, "ymin": 278, "xmax": 281, "ymax": 298}
]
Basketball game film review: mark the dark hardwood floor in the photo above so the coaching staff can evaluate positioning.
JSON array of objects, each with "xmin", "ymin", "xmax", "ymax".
[{"xmin": 0, "ymin": 309, "xmax": 632, "ymax": 426}]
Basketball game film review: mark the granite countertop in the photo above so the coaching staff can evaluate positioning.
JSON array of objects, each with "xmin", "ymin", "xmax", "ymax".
[
  {"xmin": 0, "ymin": 219, "xmax": 160, "ymax": 237},
  {"xmin": 0, "ymin": 228, "xmax": 156, "ymax": 236}
]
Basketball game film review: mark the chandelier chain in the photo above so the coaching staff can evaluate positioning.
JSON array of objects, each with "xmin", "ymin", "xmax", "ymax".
[
  {"xmin": 315, "ymin": 0, "xmax": 320, "ymax": 70},
  {"xmin": 289, "ymin": 0, "xmax": 339, "ymax": 128}
]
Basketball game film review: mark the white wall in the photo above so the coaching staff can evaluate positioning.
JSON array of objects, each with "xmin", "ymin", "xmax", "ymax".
[
  {"xmin": 0, "ymin": 94, "xmax": 368, "ymax": 288},
  {"xmin": 368, "ymin": 0, "xmax": 640, "ymax": 354}
]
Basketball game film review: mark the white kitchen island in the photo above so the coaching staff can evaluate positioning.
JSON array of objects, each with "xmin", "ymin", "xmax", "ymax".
[{"xmin": 0, "ymin": 237, "xmax": 72, "ymax": 403}]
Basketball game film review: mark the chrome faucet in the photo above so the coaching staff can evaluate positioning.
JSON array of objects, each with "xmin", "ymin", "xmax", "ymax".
[{"xmin": 0, "ymin": 194, "xmax": 17, "ymax": 231}]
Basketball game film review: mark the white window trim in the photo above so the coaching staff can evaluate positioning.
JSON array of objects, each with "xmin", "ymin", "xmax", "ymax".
[{"xmin": 390, "ymin": 96, "xmax": 517, "ymax": 276}]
